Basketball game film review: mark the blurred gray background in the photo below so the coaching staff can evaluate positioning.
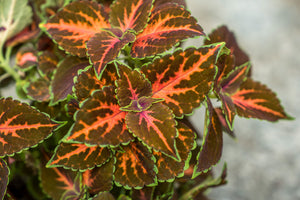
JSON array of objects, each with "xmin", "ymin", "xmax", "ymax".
[{"xmin": 186, "ymin": 0, "xmax": 300, "ymax": 199}]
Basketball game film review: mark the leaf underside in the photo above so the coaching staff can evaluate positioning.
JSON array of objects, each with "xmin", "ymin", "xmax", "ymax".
[
  {"xmin": 51, "ymin": 56, "xmax": 90, "ymax": 104},
  {"xmin": 194, "ymin": 99, "xmax": 223, "ymax": 176}
]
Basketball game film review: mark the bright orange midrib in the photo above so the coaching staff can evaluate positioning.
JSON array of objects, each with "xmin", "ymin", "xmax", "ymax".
[
  {"xmin": 119, "ymin": 0, "xmax": 144, "ymax": 31},
  {"xmin": 53, "ymin": 167, "xmax": 75, "ymax": 192},
  {"xmin": 69, "ymin": 110, "xmax": 125, "ymax": 141},
  {"xmin": 232, "ymin": 93, "xmax": 284, "ymax": 117},
  {"xmin": 152, "ymin": 46, "xmax": 218, "ymax": 97},
  {"xmin": 139, "ymin": 109, "xmax": 175, "ymax": 154},
  {"xmin": 51, "ymin": 145, "xmax": 95, "ymax": 165},
  {"xmin": 222, "ymin": 66, "xmax": 247, "ymax": 91}
]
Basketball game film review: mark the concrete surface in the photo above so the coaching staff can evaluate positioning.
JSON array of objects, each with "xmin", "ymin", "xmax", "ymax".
[{"xmin": 186, "ymin": 0, "xmax": 300, "ymax": 199}]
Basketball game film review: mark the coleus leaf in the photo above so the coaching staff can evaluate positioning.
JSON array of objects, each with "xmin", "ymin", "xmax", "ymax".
[
  {"xmin": 25, "ymin": 78, "xmax": 51, "ymax": 102},
  {"xmin": 87, "ymin": 28, "xmax": 135, "ymax": 78},
  {"xmin": 214, "ymin": 107, "xmax": 235, "ymax": 137},
  {"xmin": 125, "ymin": 103, "xmax": 178, "ymax": 159},
  {"xmin": 37, "ymin": 50, "xmax": 59, "ymax": 77},
  {"xmin": 154, "ymin": 122, "xmax": 196, "ymax": 181},
  {"xmin": 214, "ymin": 54, "xmax": 235, "ymax": 85},
  {"xmin": 48, "ymin": 142, "xmax": 112, "ymax": 171},
  {"xmin": 110, "ymin": 0, "xmax": 153, "ymax": 33},
  {"xmin": 0, "ymin": 98, "xmax": 58, "ymax": 157},
  {"xmin": 153, "ymin": 0, "xmax": 187, "ymax": 8},
  {"xmin": 67, "ymin": 86, "xmax": 133, "ymax": 146},
  {"xmin": 93, "ymin": 192, "xmax": 115, "ymax": 200},
  {"xmin": 141, "ymin": 43, "xmax": 223, "ymax": 117},
  {"xmin": 204, "ymin": 25, "xmax": 250, "ymax": 67},
  {"xmin": 218, "ymin": 94, "xmax": 236, "ymax": 130},
  {"xmin": 116, "ymin": 64, "xmax": 152, "ymax": 108},
  {"xmin": 16, "ymin": 45, "xmax": 37, "ymax": 70},
  {"xmin": 193, "ymin": 98, "xmax": 223, "ymax": 177},
  {"xmin": 131, "ymin": 186, "xmax": 154, "ymax": 200},
  {"xmin": 0, "ymin": 159, "xmax": 9, "ymax": 200},
  {"xmin": 231, "ymin": 78, "xmax": 291, "ymax": 121},
  {"xmin": 75, "ymin": 63, "xmax": 118, "ymax": 102},
  {"xmin": 219, "ymin": 63, "xmax": 250, "ymax": 95},
  {"xmin": 40, "ymin": 155, "xmax": 83, "ymax": 200},
  {"xmin": 0, "ymin": 0, "xmax": 32, "ymax": 47},
  {"xmin": 217, "ymin": 63, "xmax": 250, "ymax": 128},
  {"xmin": 42, "ymin": 1, "xmax": 110, "ymax": 57},
  {"xmin": 114, "ymin": 140, "xmax": 156, "ymax": 188},
  {"xmin": 82, "ymin": 158, "xmax": 114, "ymax": 195},
  {"xmin": 51, "ymin": 56, "xmax": 90, "ymax": 104},
  {"xmin": 131, "ymin": 2, "xmax": 204, "ymax": 57}
]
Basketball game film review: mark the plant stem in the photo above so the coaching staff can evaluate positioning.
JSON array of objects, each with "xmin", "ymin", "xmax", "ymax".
[{"xmin": 0, "ymin": 46, "xmax": 21, "ymax": 83}]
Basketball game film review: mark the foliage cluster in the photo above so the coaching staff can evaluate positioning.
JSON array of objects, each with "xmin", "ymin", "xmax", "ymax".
[{"xmin": 0, "ymin": 0, "xmax": 291, "ymax": 199}]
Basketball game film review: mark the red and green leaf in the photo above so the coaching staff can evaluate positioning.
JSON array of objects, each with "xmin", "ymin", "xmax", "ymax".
[
  {"xmin": 141, "ymin": 44, "xmax": 223, "ymax": 117},
  {"xmin": 48, "ymin": 142, "xmax": 111, "ymax": 170},
  {"xmin": 0, "ymin": 98, "xmax": 58, "ymax": 157},
  {"xmin": 67, "ymin": 87, "xmax": 133, "ymax": 146},
  {"xmin": 131, "ymin": 186, "xmax": 155, "ymax": 200},
  {"xmin": 125, "ymin": 103, "xmax": 178, "ymax": 159},
  {"xmin": 16, "ymin": 45, "xmax": 37, "ymax": 69},
  {"xmin": 116, "ymin": 64, "xmax": 152, "ymax": 108},
  {"xmin": 110, "ymin": 0, "xmax": 153, "ymax": 33},
  {"xmin": 214, "ymin": 107, "xmax": 235, "ymax": 137},
  {"xmin": 193, "ymin": 99, "xmax": 223, "ymax": 177},
  {"xmin": 219, "ymin": 63, "xmax": 250, "ymax": 95},
  {"xmin": 75, "ymin": 64, "xmax": 118, "ymax": 102},
  {"xmin": 216, "ymin": 63, "xmax": 250, "ymax": 129},
  {"xmin": 154, "ymin": 122, "xmax": 196, "ymax": 181},
  {"xmin": 0, "ymin": 159, "xmax": 9, "ymax": 200},
  {"xmin": 82, "ymin": 157, "xmax": 114, "ymax": 195},
  {"xmin": 153, "ymin": 0, "xmax": 187, "ymax": 9},
  {"xmin": 131, "ymin": 3, "xmax": 204, "ymax": 57},
  {"xmin": 214, "ymin": 54, "xmax": 235, "ymax": 86},
  {"xmin": 51, "ymin": 56, "xmax": 90, "ymax": 104},
  {"xmin": 114, "ymin": 141, "xmax": 156, "ymax": 188},
  {"xmin": 218, "ymin": 94, "xmax": 236, "ymax": 130},
  {"xmin": 87, "ymin": 29, "xmax": 135, "ymax": 78},
  {"xmin": 37, "ymin": 50, "xmax": 59, "ymax": 77},
  {"xmin": 204, "ymin": 25, "xmax": 250, "ymax": 67},
  {"xmin": 40, "ymin": 155, "xmax": 83, "ymax": 200},
  {"xmin": 231, "ymin": 78, "xmax": 291, "ymax": 121},
  {"xmin": 93, "ymin": 192, "xmax": 115, "ymax": 200},
  {"xmin": 42, "ymin": 1, "xmax": 110, "ymax": 57},
  {"xmin": 25, "ymin": 78, "xmax": 51, "ymax": 102}
]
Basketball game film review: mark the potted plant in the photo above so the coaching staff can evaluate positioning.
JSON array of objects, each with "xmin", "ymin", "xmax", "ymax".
[{"xmin": 0, "ymin": 0, "xmax": 291, "ymax": 199}]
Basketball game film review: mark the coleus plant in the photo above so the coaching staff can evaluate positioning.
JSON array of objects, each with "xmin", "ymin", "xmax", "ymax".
[{"xmin": 0, "ymin": 0, "xmax": 292, "ymax": 199}]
